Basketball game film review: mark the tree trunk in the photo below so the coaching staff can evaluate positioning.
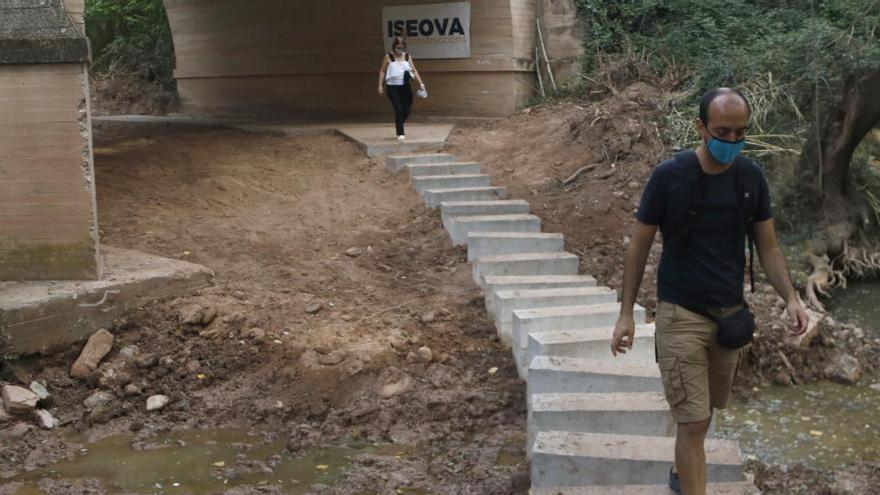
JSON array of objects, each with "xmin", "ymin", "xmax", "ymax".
[{"xmin": 798, "ymin": 68, "xmax": 880, "ymax": 223}]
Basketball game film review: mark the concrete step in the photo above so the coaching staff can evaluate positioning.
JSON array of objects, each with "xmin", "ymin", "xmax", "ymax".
[
  {"xmin": 482, "ymin": 275, "xmax": 597, "ymax": 316},
  {"xmin": 385, "ymin": 153, "xmax": 457, "ymax": 172},
  {"xmin": 528, "ymin": 392, "xmax": 674, "ymax": 454},
  {"xmin": 512, "ymin": 303, "xmax": 646, "ymax": 376},
  {"xmin": 526, "ymin": 324, "xmax": 655, "ymax": 367},
  {"xmin": 531, "ymin": 431, "xmax": 744, "ymax": 488},
  {"xmin": 473, "ymin": 252, "xmax": 580, "ymax": 288},
  {"xmin": 493, "ymin": 287, "xmax": 617, "ymax": 347},
  {"xmin": 448, "ymin": 215, "xmax": 542, "ymax": 246},
  {"xmin": 467, "ymin": 232, "xmax": 564, "ymax": 262},
  {"xmin": 424, "ymin": 187, "xmax": 509, "ymax": 208},
  {"xmin": 530, "ymin": 483, "xmax": 760, "ymax": 495},
  {"xmin": 412, "ymin": 174, "xmax": 491, "ymax": 194},
  {"xmin": 526, "ymin": 355, "xmax": 662, "ymax": 395},
  {"xmin": 440, "ymin": 200, "xmax": 530, "ymax": 231},
  {"xmin": 407, "ymin": 162, "xmax": 481, "ymax": 177}
]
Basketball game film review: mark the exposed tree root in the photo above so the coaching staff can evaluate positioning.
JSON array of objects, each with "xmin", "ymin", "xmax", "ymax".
[{"xmin": 805, "ymin": 240, "xmax": 880, "ymax": 312}]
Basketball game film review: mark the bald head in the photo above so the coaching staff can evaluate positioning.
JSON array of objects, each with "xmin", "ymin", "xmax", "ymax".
[{"xmin": 699, "ymin": 87, "xmax": 750, "ymax": 126}]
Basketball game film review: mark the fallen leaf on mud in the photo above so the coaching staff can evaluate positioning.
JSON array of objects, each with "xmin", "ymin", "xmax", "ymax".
[
  {"xmin": 488, "ymin": 367, "xmax": 498, "ymax": 375},
  {"xmin": 196, "ymin": 374, "xmax": 206, "ymax": 380},
  {"xmin": 316, "ymin": 464, "xmax": 330, "ymax": 470},
  {"xmin": 213, "ymin": 461, "xmax": 225, "ymax": 467},
  {"xmin": 810, "ymin": 430, "xmax": 824, "ymax": 437}
]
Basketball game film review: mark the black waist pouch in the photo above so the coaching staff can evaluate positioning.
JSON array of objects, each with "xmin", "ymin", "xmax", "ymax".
[{"xmin": 685, "ymin": 304, "xmax": 755, "ymax": 350}]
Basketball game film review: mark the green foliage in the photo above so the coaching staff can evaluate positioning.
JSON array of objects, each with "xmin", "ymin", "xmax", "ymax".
[
  {"xmin": 85, "ymin": 0, "xmax": 175, "ymax": 89},
  {"xmin": 573, "ymin": 0, "xmax": 880, "ymax": 126}
]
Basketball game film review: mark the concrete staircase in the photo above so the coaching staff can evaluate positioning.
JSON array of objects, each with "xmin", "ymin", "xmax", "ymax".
[{"xmin": 386, "ymin": 152, "xmax": 758, "ymax": 494}]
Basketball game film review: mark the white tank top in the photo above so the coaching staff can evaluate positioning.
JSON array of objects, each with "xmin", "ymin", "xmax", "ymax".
[{"xmin": 385, "ymin": 55, "xmax": 412, "ymax": 86}]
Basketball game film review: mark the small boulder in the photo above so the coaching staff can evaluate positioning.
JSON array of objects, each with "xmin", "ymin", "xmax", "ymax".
[
  {"xmin": 317, "ymin": 350, "xmax": 347, "ymax": 366},
  {"xmin": 185, "ymin": 359, "xmax": 202, "ymax": 373},
  {"xmin": 119, "ymin": 345, "xmax": 140, "ymax": 360},
  {"xmin": 0, "ymin": 404, "xmax": 14, "ymax": 424},
  {"xmin": 134, "ymin": 353, "xmax": 158, "ymax": 369},
  {"xmin": 34, "ymin": 409, "xmax": 58, "ymax": 430},
  {"xmin": 29, "ymin": 381, "xmax": 50, "ymax": 402},
  {"xmin": 1, "ymin": 385, "xmax": 39, "ymax": 415},
  {"xmin": 146, "ymin": 395, "xmax": 170, "ymax": 412},
  {"xmin": 83, "ymin": 390, "xmax": 115, "ymax": 410},
  {"xmin": 826, "ymin": 354, "xmax": 861, "ymax": 384},
  {"xmin": 180, "ymin": 304, "xmax": 218, "ymax": 326},
  {"xmin": 305, "ymin": 302, "xmax": 324, "ymax": 315},
  {"xmin": 345, "ymin": 247, "xmax": 362, "ymax": 258},
  {"xmin": 71, "ymin": 329, "xmax": 115, "ymax": 378},
  {"xmin": 243, "ymin": 328, "xmax": 266, "ymax": 341},
  {"xmin": 417, "ymin": 346, "xmax": 433, "ymax": 363},
  {"xmin": 124, "ymin": 383, "xmax": 142, "ymax": 398},
  {"xmin": 0, "ymin": 422, "xmax": 33, "ymax": 440},
  {"xmin": 379, "ymin": 376, "xmax": 413, "ymax": 399}
]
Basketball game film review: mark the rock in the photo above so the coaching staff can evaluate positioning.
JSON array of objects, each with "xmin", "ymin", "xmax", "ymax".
[
  {"xmin": 134, "ymin": 353, "xmax": 158, "ymax": 369},
  {"xmin": 345, "ymin": 247, "xmax": 362, "ymax": 257},
  {"xmin": 0, "ymin": 422, "xmax": 33, "ymax": 440},
  {"xmin": 119, "ymin": 345, "xmax": 140, "ymax": 359},
  {"xmin": 0, "ymin": 404, "xmax": 14, "ymax": 424},
  {"xmin": 870, "ymin": 383, "xmax": 880, "ymax": 392},
  {"xmin": 785, "ymin": 309, "xmax": 824, "ymax": 347},
  {"xmin": 70, "ymin": 329, "xmax": 115, "ymax": 378},
  {"xmin": 379, "ymin": 376, "xmax": 413, "ymax": 399},
  {"xmin": 420, "ymin": 311, "xmax": 437, "ymax": 324},
  {"xmin": 98, "ymin": 366, "xmax": 133, "ymax": 390},
  {"xmin": 417, "ymin": 346, "xmax": 433, "ymax": 362},
  {"xmin": 826, "ymin": 354, "xmax": 861, "ymax": 384},
  {"xmin": 1, "ymin": 385, "xmax": 39, "ymax": 415},
  {"xmin": 243, "ymin": 328, "xmax": 266, "ymax": 341},
  {"xmin": 305, "ymin": 302, "xmax": 324, "ymax": 315},
  {"xmin": 180, "ymin": 305, "xmax": 218, "ymax": 326},
  {"xmin": 29, "ymin": 381, "xmax": 50, "ymax": 402},
  {"xmin": 146, "ymin": 395, "xmax": 170, "ymax": 412},
  {"xmin": 405, "ymin": 351, "xmax": 418, "ymax": 364},
  {"xmin": 389, "ymin": 337, "xmax": 407, "ymax": 351},
  {"xmin": 185, "ymin": 359, "xmax": 202, "ymax": 373},
  {"xmin": 771, "ymin": 370, "xmax": 793, "ymax": 387},
  {"xmin": 317, "ymin": 350, "xmax": 347, "ymax": 366},
  {"xmin": 83, "ymin": 390, "xmax": 115, "ymax": 410},
  {"xmin": 34, "ymin": 409, "xmax": 58, "ymax": 430},
  {"xmin": 124, "ymin": 383, "xmax": 142, "ymax": 397}
]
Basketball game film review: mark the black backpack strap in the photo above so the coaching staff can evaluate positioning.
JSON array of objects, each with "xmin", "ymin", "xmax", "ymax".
[
  {"xmin": 734, "ymin": 158, "xmax": 758, "ymax": 294},
  {"xmin": 671, "ymin": 150, "xmax": 704, "ymax": 258}
]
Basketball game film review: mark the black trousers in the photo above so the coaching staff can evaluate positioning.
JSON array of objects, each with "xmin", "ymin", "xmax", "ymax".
[{"xmin": 386, "ymin": 84, "xmax": 413, "ymax": 136}]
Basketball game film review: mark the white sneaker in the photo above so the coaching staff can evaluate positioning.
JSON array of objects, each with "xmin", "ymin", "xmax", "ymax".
[{"xmin": 397, "ymin": 135, "xmax": 406, "ymax": 143}]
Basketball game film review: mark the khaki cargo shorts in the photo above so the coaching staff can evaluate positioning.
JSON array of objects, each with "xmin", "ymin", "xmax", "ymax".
[{"xmin": 655, "ymin": 301, "xmax": 743, "ymax": 424}]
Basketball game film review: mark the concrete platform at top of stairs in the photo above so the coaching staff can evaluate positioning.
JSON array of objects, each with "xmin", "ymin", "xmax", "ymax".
[
  {"xmin": 336, "ymin": 123, "xmax": 453, "ymax": 157},
  {"xmin": 0, "ymin": 246, "xmax": 213, "ymax": 357},
  {"xmin": 530, "ymin": 481, "xmax": 759, "ymax": 495},
  {"xmin": 531, "ymin": 431, "xmax": 744, "ymax": 488}
]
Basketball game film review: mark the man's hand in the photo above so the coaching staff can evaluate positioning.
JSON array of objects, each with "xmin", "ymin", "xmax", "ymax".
[
  {"xmin": 378, "ymin": 86, "xmax": 384, "ymax": 95},
  {"xmin": 786, "ymin": 298, "xmax": 808, "ymax": 336},
  {"xmin": 611, "ymin": 315, "xmax": 635, "ymax": 357}
]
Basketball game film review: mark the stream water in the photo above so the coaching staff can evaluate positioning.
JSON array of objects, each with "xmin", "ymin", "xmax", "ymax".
[
  {"xmin": 718, "ymin": 280, "xmax": 880, "ymax": 469},
  {"xmin": 11, "ymin": 430, "xmax": 424, "ymax": 494}
]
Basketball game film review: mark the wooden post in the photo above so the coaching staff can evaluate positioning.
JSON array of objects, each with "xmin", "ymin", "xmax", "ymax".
[{"xmin": 536, "ymin": 18, "xmax": 557, "ymax": 93}]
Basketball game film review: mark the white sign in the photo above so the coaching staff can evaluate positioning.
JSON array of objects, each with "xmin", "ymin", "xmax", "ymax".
[{"xmin": 382, "ymin": 2, "xmax": 471, "ymax": 59}]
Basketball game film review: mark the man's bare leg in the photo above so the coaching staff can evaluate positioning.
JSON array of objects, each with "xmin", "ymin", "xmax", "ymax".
[{"xmin": 675, "ymin": 417, "xmax": 711, "ymax": 495}]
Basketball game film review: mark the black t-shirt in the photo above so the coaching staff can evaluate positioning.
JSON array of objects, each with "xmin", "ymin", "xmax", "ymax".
[{"xmin": 636, "ymin": 151, "xmax": 773, "ymax": 308}]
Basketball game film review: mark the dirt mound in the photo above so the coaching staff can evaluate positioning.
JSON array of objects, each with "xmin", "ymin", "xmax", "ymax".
[{"xmin": 1, "ymin": 124, "xmax": 528, "ymax": 494}]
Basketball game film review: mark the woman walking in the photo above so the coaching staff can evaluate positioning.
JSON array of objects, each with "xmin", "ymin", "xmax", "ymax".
[{"xmin": 378, "ymin": 36, "xmax": 426, "ymax": 142}]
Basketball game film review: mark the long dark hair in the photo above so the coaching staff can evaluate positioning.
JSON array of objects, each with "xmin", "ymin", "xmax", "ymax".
[{"xmin": 391, "ymin": 36, "xmax": 407, "ymax": 52}]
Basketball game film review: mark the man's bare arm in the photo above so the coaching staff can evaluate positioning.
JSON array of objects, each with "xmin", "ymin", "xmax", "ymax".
[
  {"xmin": 752, "ymin": 218, "xmax": 808, "ymax": 334},
  {"xmin": 611, "ymin": 221, "xmax": 657, "ymax": 355}
]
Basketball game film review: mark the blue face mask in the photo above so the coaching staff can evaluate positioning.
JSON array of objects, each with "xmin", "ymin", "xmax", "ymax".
[{"xmin": 706, "ymin": 132, "xmax": 746, "ymax": 164}]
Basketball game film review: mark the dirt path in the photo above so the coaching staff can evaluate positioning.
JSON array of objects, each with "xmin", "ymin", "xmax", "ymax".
[{"xmin": 1, "ymin": 122, "xmax": 528, "ymax": 494}]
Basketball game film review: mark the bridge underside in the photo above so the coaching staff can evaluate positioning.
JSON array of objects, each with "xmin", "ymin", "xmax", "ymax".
[{"xmin": 165, "ymin": 0, "xmax": 540, "ymax": 118}]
